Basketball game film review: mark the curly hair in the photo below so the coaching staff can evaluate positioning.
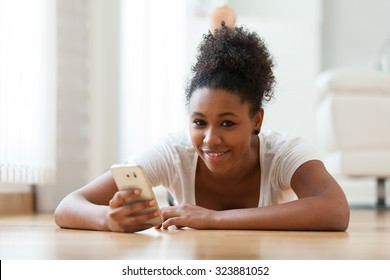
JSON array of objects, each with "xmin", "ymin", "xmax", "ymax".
[{"xmin": 185, "ymin": 23, "xmax": 275, "ymax": 117}]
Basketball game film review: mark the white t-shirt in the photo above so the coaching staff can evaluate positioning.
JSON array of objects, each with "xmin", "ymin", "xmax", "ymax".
[{"xmin": 127, "ymin": 130, "xmax": 321, "ymax": 206}]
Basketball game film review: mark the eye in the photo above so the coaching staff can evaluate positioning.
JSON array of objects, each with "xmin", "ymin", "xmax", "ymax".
[
  {"xmin": 221, "ymin": 120, "xmax": 235, "ymax": 127},
  {"xmin": 193, "ymin": 119, "xmax": 207, "ymax": 127}
]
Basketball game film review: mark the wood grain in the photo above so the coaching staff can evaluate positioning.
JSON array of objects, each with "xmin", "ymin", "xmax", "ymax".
[{"xmin": 0, "ymin": 209, "xmax": 389, "ymax": 259}]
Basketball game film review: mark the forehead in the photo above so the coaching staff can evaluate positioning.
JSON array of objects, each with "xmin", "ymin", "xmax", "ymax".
[{"xmin": 189, "ymin": 88, "xmax": 248, "ymax": 113}]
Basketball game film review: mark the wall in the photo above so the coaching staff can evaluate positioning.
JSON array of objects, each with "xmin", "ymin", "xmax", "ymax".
[
  {"xmin": 229, "ymin": 0, "xmax": 322, "ymax": 144},
  {"xmin": 37, "ymin": 0, "xmax": 121, "ymax": 212},
  {"xmin": 322, "ymin": 0, "xmax": 390, "ymax": 69}
]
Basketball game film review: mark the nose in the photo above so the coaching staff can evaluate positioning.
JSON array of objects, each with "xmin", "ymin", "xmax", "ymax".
[{"xmin": 203, "ymin": 126, "xmax": 222, "ymax": 146}]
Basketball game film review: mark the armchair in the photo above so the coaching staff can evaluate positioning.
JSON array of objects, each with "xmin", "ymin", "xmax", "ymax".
[{"xmin": 316, "ymin": 68, "xmax": 390, "ymax": 208}]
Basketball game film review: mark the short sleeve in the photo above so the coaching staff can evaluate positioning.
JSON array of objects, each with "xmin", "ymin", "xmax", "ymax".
[{"xmin": 271, "ymin": 137, "xmax": 321, "ymax": 190}]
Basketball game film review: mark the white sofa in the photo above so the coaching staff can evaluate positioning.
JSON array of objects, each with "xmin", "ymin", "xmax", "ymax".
[{"xmin": 316, "ymin": 68, "xmax": 390, "ymax": 208}]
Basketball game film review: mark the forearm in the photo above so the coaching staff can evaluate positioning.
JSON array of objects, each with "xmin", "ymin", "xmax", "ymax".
[
  {"xmin": 54, "ymin": 193, "xmax": 110, "ymax": 231},
  {"xmin": 213, "ymin": 197, "xmax": 349, "ymax": 231}
]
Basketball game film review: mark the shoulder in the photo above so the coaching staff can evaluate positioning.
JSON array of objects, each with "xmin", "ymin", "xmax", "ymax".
[
  {"xmin": 159, "ymin": 131, "xmax": 194, "ymax": 153},
  {"xmin": 161, "ymin": 131, "xmax": 191, "ymax": 146},
  {"xmin": 126, "ymin": 131, "xmax": 194, "ymax": 164},
  {"xmin": 260, "ymin": 130, "xmax": 321, "ymax": 192},
  {"xmin": 260, "ymin": 130, "xmax": 297, "ymax": 154},
  {"xmin": 149, "ymin": 131, "xmax": 196, "ymax": 165},
  {"xmin": 260, "ymin": 129, "xmax": 320, "ymax": 163}
]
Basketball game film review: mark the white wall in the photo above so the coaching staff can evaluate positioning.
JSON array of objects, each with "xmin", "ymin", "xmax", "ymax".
[
  {"xmin": 37, "ymin": 0, "xmax": 121, "ymax": 212},
  {"xmin": 229, "ymin": 0, "xmax": 322, "ymax": 145},
  {"xmin": 37, "ymin": 0, "xmax": 90, "ymax": 212},
  {"xmin": 87, "ymin": 0, "xmax": 120, "ymax": 180},
  {"xmin": 322, "ymin": 0, "xmax": 390, "ymax": 70}
]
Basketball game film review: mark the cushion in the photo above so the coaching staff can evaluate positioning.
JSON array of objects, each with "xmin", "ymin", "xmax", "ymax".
[
  {"xmin": 324, "ymin": 150, "xmax": 390, "ymax": 177},
  {"xmin": 316, "ymin": 68, "xmax": 390, "ymax": 101}
]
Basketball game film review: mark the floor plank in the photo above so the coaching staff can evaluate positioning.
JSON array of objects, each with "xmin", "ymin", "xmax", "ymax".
[{"xmin": 0, "ymin": 209, "xmax": 389, "ymax": 259}]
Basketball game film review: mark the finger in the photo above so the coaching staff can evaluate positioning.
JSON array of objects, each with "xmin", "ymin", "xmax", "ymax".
[
  {"xmin": 123, "ymin": 199, "xmax": 159, "ymax": 216},
  {"xmin": 161, "ymin": 217, "xmax": 184, "ymax": 230},
  {"xmin": 109, "ymin": 199, "xmax": 160, "ymax": 227},
  {"xmin": 160, "ymin": 207, "xmax": 181, "ymax": 221},
  {"xmin": 109, "ymin": 189, "xmax": 141, "ymax": 208},
  {"xmin": 123, "ymin": 209, "xmax": 162, "ymax": 226},
  {"xmin": 108, "ymin": 204, "xmax": 161, "ymax": 232}
]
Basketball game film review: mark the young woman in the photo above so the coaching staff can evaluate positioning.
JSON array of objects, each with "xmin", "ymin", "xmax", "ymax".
[{"xmin": 54, "ymin": 23, "xmax": 350, "ymax": 233}]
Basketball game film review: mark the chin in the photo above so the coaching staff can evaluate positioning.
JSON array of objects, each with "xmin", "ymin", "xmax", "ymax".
[{"xmin": 203, "ymin": 161, "xmax": 234, "ymax": 176}]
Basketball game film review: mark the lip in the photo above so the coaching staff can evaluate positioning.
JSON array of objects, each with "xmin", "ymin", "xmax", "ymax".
[{"xmin": 202, "ymin": 149, "xmax": 230, "ymax": 163}]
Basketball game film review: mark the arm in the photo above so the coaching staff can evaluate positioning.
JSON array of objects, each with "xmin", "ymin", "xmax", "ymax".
[
  {"xmin": 159, "ymin": 160, "xmax": 350, "ymax": 231},
  {"xmin": 54, "ymin": 171, "xmax": 161, "ymax": 233}
]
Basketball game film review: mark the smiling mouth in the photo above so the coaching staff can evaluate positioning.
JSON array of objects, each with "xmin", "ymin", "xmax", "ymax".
[
  {"xmin": 202, "ymin": 148, "xmax": 230, "ymax": 160},
  {"xmin": 205, "ymin": 152, "xmax": 227, "ymax": 157}
]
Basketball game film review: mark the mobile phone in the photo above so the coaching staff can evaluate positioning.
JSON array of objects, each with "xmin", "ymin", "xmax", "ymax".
[{"xmin": 110, "ymin": 164, "xmax": 162, "ymax": 225}]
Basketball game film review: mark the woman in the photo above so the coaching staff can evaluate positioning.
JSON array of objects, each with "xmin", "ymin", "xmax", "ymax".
[{"xmin": 54, "ymin": 23, "xmax": 350, "ymax": 233}]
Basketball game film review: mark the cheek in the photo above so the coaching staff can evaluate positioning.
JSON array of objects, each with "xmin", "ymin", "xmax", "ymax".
[
  {"xmin": 231, "ymin": 129, "xmax": 253, "ymax": 153},
  {"xmin": 232, "ymin": 135, "xmax": 250, "ymax": 151},
  {"xmin": 189, "ymin": 127, "xmax": 203, "ymax": 147}
]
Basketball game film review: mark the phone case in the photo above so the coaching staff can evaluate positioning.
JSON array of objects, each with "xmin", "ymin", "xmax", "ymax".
[{"xmin": 110, "ymin": 164, "xmax": 162, "ymax": 225}]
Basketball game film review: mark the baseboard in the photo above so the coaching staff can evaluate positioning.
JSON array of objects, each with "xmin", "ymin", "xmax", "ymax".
[{"xmin": 0, "ymin": 192, "xmax": 34, "ymax": 214}]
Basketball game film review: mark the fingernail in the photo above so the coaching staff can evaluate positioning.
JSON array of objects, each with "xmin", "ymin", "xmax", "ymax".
[
  {"xmin": 133, "ymin": 189, "xmax": 140, "ymax": 195},
  {"xmin": 149, "ymin": 200, "xmax": 156, "ymax": 206}
]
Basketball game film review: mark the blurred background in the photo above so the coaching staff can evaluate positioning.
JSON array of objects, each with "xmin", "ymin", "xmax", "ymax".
[{"xmin": 1, "ymin": 0, "xmax": 389, "ymax": 213}]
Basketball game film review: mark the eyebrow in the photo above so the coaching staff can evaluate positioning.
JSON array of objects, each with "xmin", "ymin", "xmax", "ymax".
[{"xmin": 191, "ymin": 111, "xmax": 239, "ymax": 118}]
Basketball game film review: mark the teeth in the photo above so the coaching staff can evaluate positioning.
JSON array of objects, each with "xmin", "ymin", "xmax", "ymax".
[{"xmin": 206, "ymin": 152, "xmax": 224, "ymax": 157}]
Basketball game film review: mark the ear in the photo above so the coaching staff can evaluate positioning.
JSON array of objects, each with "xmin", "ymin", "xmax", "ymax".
[{"xmin": 253, "ymin": 108, "xmax": 264, "ymax": 133}]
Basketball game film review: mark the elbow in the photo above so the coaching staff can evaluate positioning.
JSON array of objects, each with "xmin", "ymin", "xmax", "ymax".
[
  {"xmin": 329, "ymin": 201, "xmax": 350, "ymax": 231},
  {"xmin": 54, "ymin": 204, "xmax": 65, "ymax": 228},
  {"xmin": 336, "ymin": 192, "xmax": 351, "ymax": 231},
  {"xmin": 53, "ymin": 197, "xmax": 71, "ymax": 229},
  {"xmin": 335, "ymin": 208, "xmax": 350, "ymax": 231},
  {"xmin": 314, "ymin": 195, "xmax": 350, "ymax": 231},
  {"xmin": 53, "ymin": 192, "xmax": 81, "ymax": 229}
]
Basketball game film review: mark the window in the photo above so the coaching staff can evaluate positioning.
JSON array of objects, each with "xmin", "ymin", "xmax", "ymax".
[
  {"xmin": 0, "ymin": 0, "xmax": 56, "ymax": 184},
  {"xmin": 119, "ymin": 0, "xmax": 187, "ymax": 159}
]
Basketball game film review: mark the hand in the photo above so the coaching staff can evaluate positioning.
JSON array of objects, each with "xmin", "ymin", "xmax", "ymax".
[
  {"xmin": 157, "ymin": 203, "xmax": 218, "ymax": 230},
  {"xmin": 210, "ymin": 5, "xmax": 236, "ymax": 33},
  {"xmin": 106, "ymin": 189, "xmax": 161, "ymax": 233}
]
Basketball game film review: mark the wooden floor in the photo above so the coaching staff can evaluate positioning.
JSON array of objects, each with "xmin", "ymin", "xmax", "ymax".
[{"xmin": 1, "ymin": 209, "xmax": 390, "ymax": 260}]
